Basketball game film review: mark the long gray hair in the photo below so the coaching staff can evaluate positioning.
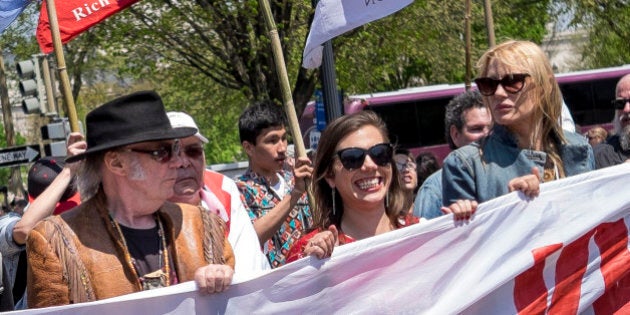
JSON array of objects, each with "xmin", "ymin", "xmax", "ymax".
[{"xmin": 75, "ymin": 152, "xmax": 105, "ymax": 201}]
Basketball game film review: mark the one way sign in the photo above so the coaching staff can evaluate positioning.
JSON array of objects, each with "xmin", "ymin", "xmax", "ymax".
[{"xmin": 0, "ymin": 145, "xmax": 41, "ymax": 168}]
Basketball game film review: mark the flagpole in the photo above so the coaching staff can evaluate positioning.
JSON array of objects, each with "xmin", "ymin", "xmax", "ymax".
[
  {"xmin": 44, "ymin": 0, "xmax": 80, "ymax": 133},
  {"xmin": 483, "ymin": 0, "xmax": 496, "ymax": 47},
  {"xmin": 258, "ymin": 0, "xmax": 315, "ymax": 210},
  {"xmin": 464, "ymin": 0, "xmax": 472, "ymax": 91}
]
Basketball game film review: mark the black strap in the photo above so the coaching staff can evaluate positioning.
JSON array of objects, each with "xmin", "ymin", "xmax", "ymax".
[{"xmin": 12, "ymin": 250, "xmax": 27, "ymax": 304}]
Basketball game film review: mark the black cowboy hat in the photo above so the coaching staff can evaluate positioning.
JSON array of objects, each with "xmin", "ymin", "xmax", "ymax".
[{"xmin": 66, "ymin": 91, "xmax": 196, "ymax": 163}]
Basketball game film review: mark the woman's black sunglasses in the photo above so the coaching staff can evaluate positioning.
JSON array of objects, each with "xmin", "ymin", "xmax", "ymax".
[
  {"xmin": 474, "ymin": 73, "xmax": 530, "ymax": 96},
  {"xmin": 336, "ymin": 143, "xmax": 393, "ymax": 170}
]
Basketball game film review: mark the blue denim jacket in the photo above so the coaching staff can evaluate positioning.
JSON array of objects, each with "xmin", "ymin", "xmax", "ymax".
[
  {"xmin": 442, "ymin": 125, "xmax": 594, "ymax": 205},
  {"xmin": 0, "ymin": 212, "xmax": 23, "ymax": 288},
  {"xmin": 413, "ymin": 170, "xmax": 443, "ymax": 220}
]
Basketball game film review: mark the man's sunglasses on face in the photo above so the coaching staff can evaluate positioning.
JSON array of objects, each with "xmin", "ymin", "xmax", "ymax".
[{"xmin": 612, "ymin": 98, "xmax": 630, "ymax": 110}]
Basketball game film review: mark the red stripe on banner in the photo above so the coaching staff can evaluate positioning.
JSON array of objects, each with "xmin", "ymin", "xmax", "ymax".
[
  {"xmin": 203, "ymin": 170, "xmax": 232, "ymax": 234},
  {"xmin": 548, "ymin": 231, "xmax": 593, "ymax": 314},
  {"xmin": 592, "ymin": 220, "xmax": 630, "ymax": 314},
  {"xmin": 515, "ymin": 244, "xmax": 562, "ymax": 314}
]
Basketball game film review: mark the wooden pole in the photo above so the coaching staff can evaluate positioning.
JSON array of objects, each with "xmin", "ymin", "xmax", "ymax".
[
  {"xmin": 483, "ymin": 0, "xmax": 496, "ymax": 47},
  {"xmin": 44, "ymin": 0, "xmax": 80, "ymax": 132},
  {"xmin": 41, "ymin": 55, "xmax": 57, "ymax": 114},
  {"xmin": 258, "ymin": 0, "xmax": 315, "ymax": 210},
  {"xmin": 464, "ymin": 0, "xmax": 472, "ymax": 91}
]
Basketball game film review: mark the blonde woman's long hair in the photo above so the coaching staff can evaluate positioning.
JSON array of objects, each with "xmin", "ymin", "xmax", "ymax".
[{"xmin": 476, "ymin": 40, "xmax": 567, "ymax": 177}]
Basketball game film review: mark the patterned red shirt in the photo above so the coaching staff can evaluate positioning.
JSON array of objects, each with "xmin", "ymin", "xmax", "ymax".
[{"xmin": 235, "ymin": 167, "xmax": 312, "ymax": 268}]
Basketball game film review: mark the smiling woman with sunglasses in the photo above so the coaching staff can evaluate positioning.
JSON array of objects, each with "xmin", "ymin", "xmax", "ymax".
[
  {"xmin": 442, "ymin": 40, "xmax": 594, "ymax": 218},
  {"xmin": 286, "ymin": 111, "xmax": 474, "ymax": 262}
]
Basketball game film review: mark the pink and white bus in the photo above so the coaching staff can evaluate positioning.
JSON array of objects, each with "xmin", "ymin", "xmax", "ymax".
[{"xmin": 301, "ymin": 64, "xmax": 630, "ymax": 163}]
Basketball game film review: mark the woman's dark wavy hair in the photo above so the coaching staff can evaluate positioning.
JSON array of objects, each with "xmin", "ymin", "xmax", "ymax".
[{"xmin": 312, "ymin": 110, "xmax": 408, "ymax": 230}]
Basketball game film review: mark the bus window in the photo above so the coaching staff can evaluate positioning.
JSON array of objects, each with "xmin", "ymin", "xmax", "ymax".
[
  {"xmin": 561, "ymin": 78, "xmax": 617, "ymax": 126},
  {"xmin": 367, "ymin": 97, "xmax": 450, "ymax": 148}
]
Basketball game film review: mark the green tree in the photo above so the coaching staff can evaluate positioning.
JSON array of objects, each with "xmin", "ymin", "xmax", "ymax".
[
  {"xmin": 334, "ymin": 0, "xmax": 552, "ymax": 94},
  {"xmin": 560, "ymin": 0, "xmax": 630, "ymax": 68},
  {"xmin": 96, "ymin": 0, "xmax": 317, "ymax": 116},
  {"xmin": 1, "ymin": 0, "xmax": 556, "ymax": 164}
]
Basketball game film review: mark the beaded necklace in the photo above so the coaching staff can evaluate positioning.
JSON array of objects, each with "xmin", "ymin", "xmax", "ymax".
[{"xmin": 109, "ymin": 213, "xmax": 170, "ymax": 289}]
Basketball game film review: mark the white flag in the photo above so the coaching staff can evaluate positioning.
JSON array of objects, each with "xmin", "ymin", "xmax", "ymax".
[
  {"xmin": 302, "ymin": 0, "xmax": 414, "ymax": 69},
  {"xmin": 0, "ymin": 0, "xmax": 31, "ymax": 34}
]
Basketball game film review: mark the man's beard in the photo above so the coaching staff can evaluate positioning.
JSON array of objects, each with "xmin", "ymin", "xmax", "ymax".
[{"xmin": 620, "ymin": 125, "xmax": 630, "ymax": 151}]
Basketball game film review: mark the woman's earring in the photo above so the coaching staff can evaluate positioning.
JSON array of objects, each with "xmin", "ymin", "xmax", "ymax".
[
  {"xmin": 385, "ymin": 191, "xmax": 390, "ymax": 209},
  {"xmin": 332, "ymin": 188, "xmax": 336, "ymax": 216}
]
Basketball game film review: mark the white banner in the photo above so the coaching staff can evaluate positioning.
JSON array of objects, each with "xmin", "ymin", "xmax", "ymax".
[
  {"xmin": 302, "ymin": 0, "xmax": 414, "ymax": 69},
  {"xmin": 11, "ymin": 163, "xmax": 630, "ymax": 314}
]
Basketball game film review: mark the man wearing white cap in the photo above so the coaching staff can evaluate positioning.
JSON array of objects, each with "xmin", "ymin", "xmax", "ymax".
[{"xmin": 167, "ymin": 112, "xmax": 271, "ymax": 280}]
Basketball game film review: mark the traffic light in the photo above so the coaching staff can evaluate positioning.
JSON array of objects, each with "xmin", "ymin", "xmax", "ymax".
[
  {"xmin": 17, "ymin": 58, "xmax": 44, "ymax": 114},
  {"xmin": 42, "ymin": 119, "xmax": 67, "ymax": 156},
  {"xmin": 41, "ymin": 118, "xmax": 84, "ymax": 156}
]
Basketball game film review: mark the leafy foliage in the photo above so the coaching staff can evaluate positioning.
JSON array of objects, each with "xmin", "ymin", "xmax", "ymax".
[
  {"xmin": 4, "ymin": 0, "xmax": 628, "ymax": 166},
  {"xmin": 334, "ymin": 0, "xmax": 552, "ymax": 94},
  {"xmin": 560, "ymin": 0, "xmax": 630, "ymax": 67}
]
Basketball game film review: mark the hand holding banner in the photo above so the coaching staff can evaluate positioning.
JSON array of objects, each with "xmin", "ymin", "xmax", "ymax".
[{"xmin": 12, "ymin": 164, "xmax": 630, "ymax": 314}]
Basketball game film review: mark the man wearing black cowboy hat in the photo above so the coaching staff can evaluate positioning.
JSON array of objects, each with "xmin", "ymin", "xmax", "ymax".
[{"xmin": 26, "ymin": 91, "xmax": 235, "ymax": 308}]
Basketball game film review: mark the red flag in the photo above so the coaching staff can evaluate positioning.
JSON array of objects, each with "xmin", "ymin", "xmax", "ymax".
[{"xmin": 36, "ymin": 0, "xmax": 140, "ymax": 53}]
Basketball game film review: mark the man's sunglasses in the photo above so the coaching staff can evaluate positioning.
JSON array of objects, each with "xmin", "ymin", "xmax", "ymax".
[
  {"xmin": 336, "ymin": 143, "xmax": 393, "ymax": 170},
  {"xmin": 180, "ymin": 145, "xmax": 205, "ymax": 159},
  {"xmin": 474, "ymin": 73, "xmax": 530, "ymax": 96},
  {"xmin": 612, "ymin": 98, "xmax": 630, "ymax": 110},
  {"xmin": 125, "ymin": 140, "xmax": 181, "ymax": 163}
]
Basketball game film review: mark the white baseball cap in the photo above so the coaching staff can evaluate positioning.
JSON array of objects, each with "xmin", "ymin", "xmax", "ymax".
[{"xmin": 167, "ymin": 111, "xmax": 209, "ymax": 143}]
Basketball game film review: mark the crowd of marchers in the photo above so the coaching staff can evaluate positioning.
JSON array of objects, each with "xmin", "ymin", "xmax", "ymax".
[{"xmin": 0, "ymin": 40, "xmax": 628, "ymax": 311}]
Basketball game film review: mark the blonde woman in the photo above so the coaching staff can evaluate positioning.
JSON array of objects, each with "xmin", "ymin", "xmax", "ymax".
[{"xmin": 442, "ymin": 40, "xmax": 594, "ymax": 219}]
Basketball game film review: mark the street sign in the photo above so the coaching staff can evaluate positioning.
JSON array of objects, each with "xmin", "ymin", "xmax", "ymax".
[
  {"xmin": 309, "ymin": 130, "xmax": 321, "ymax": 151},
  {"xmin": 0, "ymin": 145, "xmax": 41, "ymax": 168}
]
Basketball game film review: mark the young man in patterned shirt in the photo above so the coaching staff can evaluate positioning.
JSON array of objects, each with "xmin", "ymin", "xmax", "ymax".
[{"xmin": 235, "ymin": 101, "xmax": 313, "ymax": 268}]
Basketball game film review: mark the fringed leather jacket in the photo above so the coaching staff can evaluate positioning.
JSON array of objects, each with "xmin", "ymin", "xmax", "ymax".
[{"xmin": 26, "ymin": 189, "xmax": 234, "ymax": 308}]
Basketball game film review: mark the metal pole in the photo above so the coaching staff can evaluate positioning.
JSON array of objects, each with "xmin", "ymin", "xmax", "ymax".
[
  {"xmin": 320, "ymin": 41, "xmax": 343, "ymax": 122},
  {"xmin": 45, "ymin": 0, "xmax": 80, "ymax": 132},
  {"xmin": 311, "ymin": 0, "xmax": 343, "ymax": 123},
  {"xmin": 483, "ymin": 0, "xmax": 496, "ymax": 47}
]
